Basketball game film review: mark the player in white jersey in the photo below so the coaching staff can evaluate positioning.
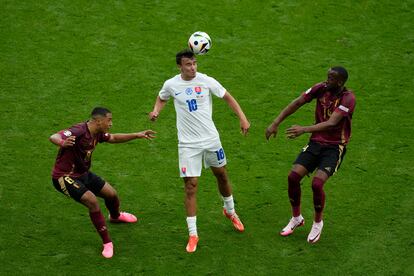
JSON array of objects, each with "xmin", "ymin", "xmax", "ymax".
[{"xmin": 149, "ymin": 49, "xmax": 250, "ymax": 253}]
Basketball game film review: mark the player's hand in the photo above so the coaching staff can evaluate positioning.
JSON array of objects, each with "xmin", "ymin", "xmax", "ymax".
[
  {"xmin": 62, "ymin": 136, "xmax": 76, "ymax": 147},
  {"xmin": 137, "ymin": 130, "xmax": 156, "ymax": 140},
  {"xmin": 286, "ymin": 125, "xmax": 305, "ymax": 139},
  {"xmin": 240, "ymin": 119, "xmax": 250, "ymax": 136},
  {"xmin": 265, "ymin": 124, "xmax": 278, "ymax": 140},
  {"xmin": 149, "ymin": 111, "xmax": 159, "ymax": 121}
]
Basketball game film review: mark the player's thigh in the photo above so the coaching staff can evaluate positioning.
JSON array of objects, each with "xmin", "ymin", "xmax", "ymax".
[
  {"xmin": 79, "ymin": 190, "xmax": 100, "ymax": 211},
  {"xmin": 204, "ymin": 143, "xmax": 227, "ymax": 169},
  {"xmin": 318, "ymin": 145, "xmax": 347, "ymax": 176},
  {"xmin": 314, "ymin": 169, "xmax": 329, "ymax": 182},
  {"xmin": 52, "ymin": 176, "xmax": 88, "ymax": 202},
  {"xmin": 179, "ymin": 147, "xmax": 203, "ymax": 177},
  {"xmin": 293, "ymin": 142, "xmax": 320, "ymax": 174},
  {"xmin": 210, "ymin": 165, "xmax": 227, "ymax": 177},
  {"xmin": 97, "ymin": 182, "xmax": 117, "ymax": 199},
  {"xmin": 291, "ymin": 164, "xmax": 309, "ymax": 178}
]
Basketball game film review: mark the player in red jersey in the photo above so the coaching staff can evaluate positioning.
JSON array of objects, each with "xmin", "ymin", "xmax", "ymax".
[
  {"xmin": 265, "ymin": 67, "xmax": 356, "ymax": 243},
  {"xmin": 50, "ymin": 107, "xmax": 155, "ymax": 258}
]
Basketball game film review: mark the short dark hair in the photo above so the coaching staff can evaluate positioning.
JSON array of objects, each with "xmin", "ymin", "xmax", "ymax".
[
  {"xmin": 91, "ymin": 107, "xmax": 111, "ymax": 118},
  {"xmin": 331, "ymin": 66, "xmax": 348, "ymax": 83},
  {"xmin": 176, "ymin": 49, "xmax": 195, "ymax": 65}
]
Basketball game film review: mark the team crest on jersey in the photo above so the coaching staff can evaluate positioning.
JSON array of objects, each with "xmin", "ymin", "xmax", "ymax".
[
  {"xmin": 185, "ymin": 88, "xmax": 193, "ymax": 95},
  {"xmin": 63, "ymin": 130, "xmax": 72, "ymax": 137},
  {"xmin": 194, "ymin": 86, "xmax": 204, "ymax": 98}
]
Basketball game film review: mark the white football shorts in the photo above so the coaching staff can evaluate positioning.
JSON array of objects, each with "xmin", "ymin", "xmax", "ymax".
[{"xmin": 178, "ymin": 141, "xmax": 227, "ymax": 177}]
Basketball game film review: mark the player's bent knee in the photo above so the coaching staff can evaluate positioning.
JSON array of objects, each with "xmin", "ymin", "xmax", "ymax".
[
  {"xmin": 288, "ymin": 171, "xmax": 302, "ymax": 186},
  {"xmin": 100, "ymin": 182, "xmax": 118, "ymax": 199},
  {"xmin": 184, "ymin": 179, "xmax": 197, "ymax": 195},
  {"xmin": 311, "ymin": 177, "xmax": 325, "ymax": 191},
  {"xmin": 80, "ymin": 192, "xmax": 100, "ymax": 212}
]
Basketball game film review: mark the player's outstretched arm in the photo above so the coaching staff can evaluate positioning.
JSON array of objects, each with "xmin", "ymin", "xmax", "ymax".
[
  {"xmin": 265, "ymin": 96, "xmax": 306, "ymax": 140},
  {"xmin": 286, "ymin": 111, "xmax": 344, "ymax": 139},
  {"xmin": 108, "ymin": 130, "xmax": 156, "ymax": 143},
  {"xmin": 149, "ymin": 96, "xmax": 167, "ymax": 121},
  {"xmin": 222, "ymin": 91, "xmax": 250, "ymax": 135},
  {"xmin": 49, "ymin": 133, "xmax": 76, "ymax": 148}
]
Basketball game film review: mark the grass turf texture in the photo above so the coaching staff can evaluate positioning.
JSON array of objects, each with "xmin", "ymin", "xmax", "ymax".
[{"xmin": 1, "ymin": 0, "xmax": 413, "ymax": 274}]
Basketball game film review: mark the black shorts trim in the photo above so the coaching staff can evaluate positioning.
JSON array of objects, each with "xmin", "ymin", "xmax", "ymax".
[
  {"xmin": 294, "ymin": 141, "xmax": 347, "ymax": 176},
  {"xmin": 52, "ymin": 172, "xmax": 106, "ymax": 202}
]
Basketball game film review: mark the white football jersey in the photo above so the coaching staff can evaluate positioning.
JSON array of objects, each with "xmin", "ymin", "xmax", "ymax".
[{"xmin": 159, "ymin": 72, "xmax": 226, "ymax": 146}]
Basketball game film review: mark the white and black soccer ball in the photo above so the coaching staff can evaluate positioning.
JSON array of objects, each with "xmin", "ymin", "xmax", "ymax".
[{"xmin": 188, "ymin": 31, "xmax": 212, "ymax": 55}]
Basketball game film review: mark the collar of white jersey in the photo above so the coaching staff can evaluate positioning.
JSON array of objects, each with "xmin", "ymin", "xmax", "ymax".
[{"xmin": 179, "ymin": 72, "xmax": 201, "ymax": 82}]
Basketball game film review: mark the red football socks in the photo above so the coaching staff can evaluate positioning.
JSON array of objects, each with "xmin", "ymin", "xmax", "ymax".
[
  {"xmin": 89, "ymin": 211, "xmax": 112, "ymax": 244},
  {"xmin": 288, "ymin": 171, "xmax": 302, "ymax": 217},
  {"xmin": 312, "ymin": 177, "xmax": 326, "ymax": 222}
]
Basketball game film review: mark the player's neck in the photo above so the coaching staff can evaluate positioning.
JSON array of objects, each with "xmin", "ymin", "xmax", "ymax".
[
  {"xmin": 331, "ymin": 86, "xmax": 345, "ymax": 94},
  {"xmin": 86, "ymin": 121, "xmax": 99, "ymax": 136},
  {"xmin": 181, "ymin": 73, "xmax": 195, "ymax": 81}
]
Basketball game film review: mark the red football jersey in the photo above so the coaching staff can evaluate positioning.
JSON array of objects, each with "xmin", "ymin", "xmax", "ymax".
[
  {"xmin": 302, "ymin": 82, "xmax": 356, "ymax": 145},
  {"xmin": 52, "ymin": 122, "xmax": 110, "ymax": 178}
]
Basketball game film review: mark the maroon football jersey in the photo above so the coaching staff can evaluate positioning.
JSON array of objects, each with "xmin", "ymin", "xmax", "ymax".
[
  {"xmin": 52, "ymin": 122, "xmax": 110, "ymax": 178},
  {"xmin": 302, "ymin": 82, "xmax": 356, "ymax": 145}
]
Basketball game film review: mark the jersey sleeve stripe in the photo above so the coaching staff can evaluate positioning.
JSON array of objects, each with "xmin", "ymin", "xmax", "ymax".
[{"xmin": 338, "ymin": 105, "xmax": 349, "ymax": 113}]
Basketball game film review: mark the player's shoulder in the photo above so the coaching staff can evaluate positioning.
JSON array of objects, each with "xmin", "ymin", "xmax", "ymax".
[
  {"xmin": 305, "ymin": 82, "xmax": 326, "ymax": 95},
  {"xmin": 196, "ymin": 72, "xmax": 208, "ymax": 78},
  {"xmin": 343, "ymin": 88, "xmax": 355, "ymax": 95},
  {"xmin": 99, "ymin": 132, "xmax": 111, "ymax": 143},
  {"xmin": 196, "ymin": 72, "xmax": 214, "ymax": 81},
  {"xmin": 164, "ymin": 74, "xmax": 181, "ymax": 85},
  {"xmin": 342, "ymin": 88, "xmax": 356, "ymax": 100},
  {"xmin": 65, "ymin": 122, "xmax": 88, "ymax": 136},
  {"xmin": 313, "ymin": 82, "xmax": 327, "ymax": 91},
  {"xmin": 196, "ymin": 73, "xmax": 222, "ymax": 86}
]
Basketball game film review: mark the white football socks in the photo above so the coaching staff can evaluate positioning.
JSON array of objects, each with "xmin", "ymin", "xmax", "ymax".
[
  {"xmin": 186, "ymin": 216, "xmax": 197, "ymax": 236},
  {"xmin": 222, "ymin": 195, "xmax": 235, "ymax": 215}
]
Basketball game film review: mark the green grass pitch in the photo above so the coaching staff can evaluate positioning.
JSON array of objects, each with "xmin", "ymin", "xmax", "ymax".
[{"xmin": 1, "ymin": 0, "xmax": 413, "ymax": 275}]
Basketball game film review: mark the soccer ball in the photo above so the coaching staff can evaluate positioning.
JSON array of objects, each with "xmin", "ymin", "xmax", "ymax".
[{"xmin": 188, "ymin": 32, "xmax": 212, "ymax": 55}]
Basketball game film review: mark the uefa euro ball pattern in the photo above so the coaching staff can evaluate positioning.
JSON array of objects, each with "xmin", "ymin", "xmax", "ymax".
[{"xmin": 188, "ymin": 32, "xmax": 212, "ymax": 55}]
